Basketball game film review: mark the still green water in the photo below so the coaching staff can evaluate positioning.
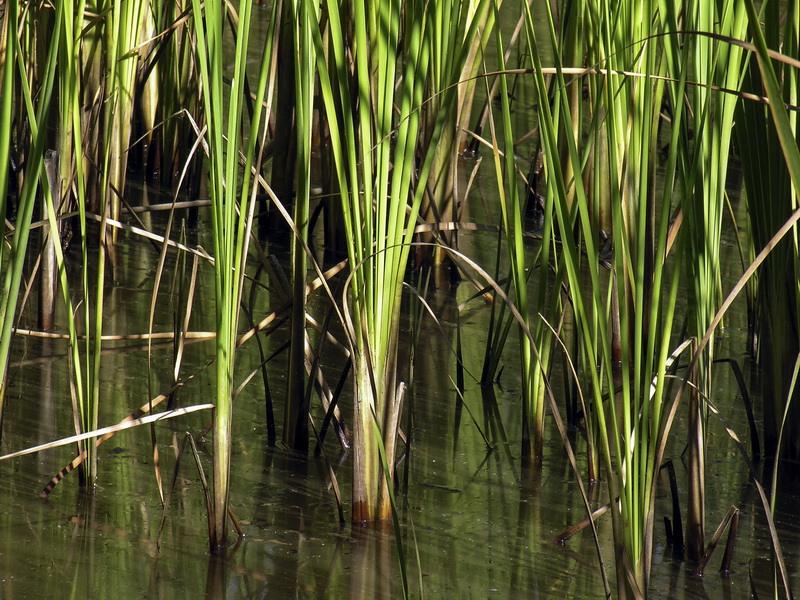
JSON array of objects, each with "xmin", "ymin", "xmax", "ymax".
[{"xmin": 1, "ymin": 173, "xmax": 799, "ymax": 600}]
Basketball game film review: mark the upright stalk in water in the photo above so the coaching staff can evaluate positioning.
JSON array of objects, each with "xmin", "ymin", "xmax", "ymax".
[
  {"xmin": 190, "ymin": 0, "xmax": 276, "ymax": 549},
  {"xmin": 663, "ymin": 0, "xmax": 747, "ymax": 561},
  {"xmin": 0, "ymin": 0, "xmax": 18, "ymax": 417},
  {"xmin": 523, "ymin": 0, "xmax": 684, "ymax": 593},
  {"xmin": 303, "ymin": 0, "xmax": 490, "ymax": 520}
]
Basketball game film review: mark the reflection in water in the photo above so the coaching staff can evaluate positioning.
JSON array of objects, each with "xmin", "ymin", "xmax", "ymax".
[
  {"xmin": 205, "ymin": 549, "xmax": 228, "ymax": 599},
  {"xmin": 351, "ymin": 527, "xmax": 393, "ymax": 600},
  {"xmin": 68, "ymin": 492, "xmax": 97, "ymax": 600}
]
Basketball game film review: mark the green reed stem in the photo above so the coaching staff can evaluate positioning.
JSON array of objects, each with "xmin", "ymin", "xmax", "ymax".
[
  {"xmin": 738, "ymin": 0, "xmax": 800, "ymax": 465},
  {"xmin": 0, "ymin": 1, "xmax": 13, "ymax": 246},
  {"xmin": 305, "ymin": 0, "xmax": 490, "ymax": 521},
  {"xmin": 59, "ymin": 0, "xmax": 99, "ymax": 485},
  {"xmin": 104, "ymin": 0, "xmax": 149, "ymax": 244},
  {"xmin": 190, "ymin": 0, "xmax": 274, "ymax": 550},
  {"xmin": 662, "ymin": 0, "xmax": 748, "ymax": 561},
  {"xmin": 487, "ymin": 0, "xmax": 540, "ymax": 467},
  {"xmin": 284, "ymin": 0, "xmax": 314, "ymax": 451},
  {"xmin": 0, "ymin": 0, "xmax": 62, "ymax": 421},
  {"xmin": 0, "ymin": 0, "xmax": 17, "ymax": 414}
]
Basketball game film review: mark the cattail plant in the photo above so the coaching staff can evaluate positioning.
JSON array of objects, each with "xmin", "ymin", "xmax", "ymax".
[
  {"xmin": 301, "ymin": 0, "xmax": 490, "ymax": 520},
  {"xmin": 522, "ymin": 0, "xmax": 686, "ymax": 594},
  {"xmin": 189, "ymin": 0, "xmax": 277, "ymax": 549},
  {"xmin": 662, "ymin": 0, "xmax": 748, "ymax": 562}
]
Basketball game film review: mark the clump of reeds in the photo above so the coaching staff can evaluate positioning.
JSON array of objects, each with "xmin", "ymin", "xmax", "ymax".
[
  {"xmin": 189, "ymin": 0, "xmax": 276, "ymax": 549},
  {"xmin": 0, "ymin": 2, "xmax": 799, "ymax": 597}
]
